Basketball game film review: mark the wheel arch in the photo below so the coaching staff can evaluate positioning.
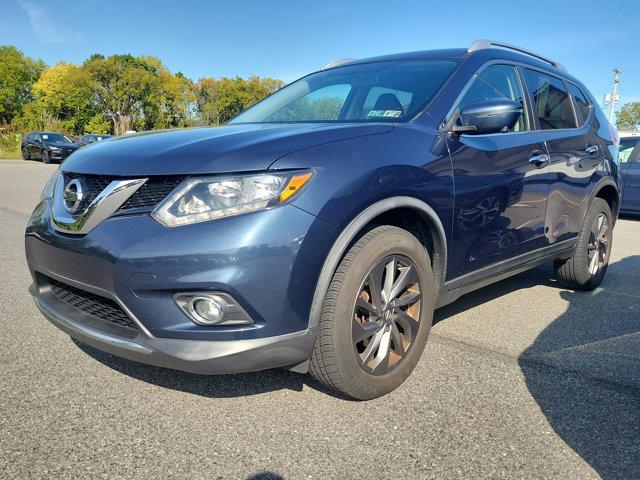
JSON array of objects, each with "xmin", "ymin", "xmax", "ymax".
[
  {"xmin": 593, "ymin": 180, "xmax": 620, "ymax": 220},
  {"xmin": 308, "ymin": 196, "xmax": 447, "ymax": 330}
]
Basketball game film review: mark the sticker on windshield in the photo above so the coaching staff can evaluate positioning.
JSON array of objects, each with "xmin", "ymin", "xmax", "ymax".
[
  {"xmin": 42, "ymin": 134, "xmax": 48, "ymax": 139},
  {"xmin": 367, "ymin": 110, "xmax": 402, "ymax": 118}
]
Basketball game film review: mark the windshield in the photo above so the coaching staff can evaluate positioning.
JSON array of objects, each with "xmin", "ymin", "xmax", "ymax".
[
  {"xmin": 230, "ymin": 60, "xmax": 457, "ymax": 124},
  {"xmin": 42, "ymin": 133, "xmax": 73, "ymax": 143}
]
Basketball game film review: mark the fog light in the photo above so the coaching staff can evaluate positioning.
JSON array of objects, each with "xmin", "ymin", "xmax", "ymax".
[
  {"xmin": 189, "ymin": 297, "xmax": 224, "ymax": 325},
  {"xmin": 173, "ymin": 292, "xmax": 254, "ymax": 326}
]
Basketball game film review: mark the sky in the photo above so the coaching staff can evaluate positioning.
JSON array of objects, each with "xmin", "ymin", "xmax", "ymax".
[{"xmin": 2, "ymin": 0, "xmax": 640, "ymax": 113}]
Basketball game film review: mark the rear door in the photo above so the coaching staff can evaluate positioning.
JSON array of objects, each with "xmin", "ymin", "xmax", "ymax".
[
  {"xmin": 620, "ymin": 138, "xmax": 640, "ymax": 212},
  {"xmin": 446, "ymin": 63, "xmax": 550, "ymax": 278},
  {"xmin": 522, "ymin": 69, "xmax": 603, "ymax": 244}
]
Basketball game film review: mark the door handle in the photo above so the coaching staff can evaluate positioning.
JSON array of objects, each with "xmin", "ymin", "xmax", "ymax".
[
  {"xmin": 529, "ymin": 152, "xmax": 549, "ymax": 167},
  {"xmin": 585, "ymin": 144, "xmax": 599, "ymax": 155}
]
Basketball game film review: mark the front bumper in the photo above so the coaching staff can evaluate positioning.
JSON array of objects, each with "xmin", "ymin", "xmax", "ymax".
[
  {"xmin": 26, "ymin": 198, "xmax": 336, "ymax": 373},
  {"xmin": 33, "ymin": 286, "xmax": 316, "ymax": 374},
  {"xmin": 50, "ymin": 149, "xmax": 76, "ymax": 161}
]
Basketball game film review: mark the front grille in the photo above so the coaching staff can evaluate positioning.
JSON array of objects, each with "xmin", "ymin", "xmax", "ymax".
[
  {"xmin": 48, "ymin": 278, "xmax": 138, "ymax": 330},
  {"xmin": 117, "ymin": 176, "xmax": 186, "ymax": 212},
  {"xmin": 62, "ymin": 173, "xmax": 185, "ymax": 213}
]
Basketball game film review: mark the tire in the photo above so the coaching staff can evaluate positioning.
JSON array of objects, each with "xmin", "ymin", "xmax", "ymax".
[
  {"xmin": 309, "ymin": 225, "xmax": 435, "ymax": 400},
  {"xmin": 21, "ymin": 148, "xmax": 30, "ymax": 160},
  {"xmin": 554, "ymin": 198, "xmax": 612, "ymax": 291},
  {"xmin": 41, "ymin": 150, "xmax": 50, "ymax": 164}
]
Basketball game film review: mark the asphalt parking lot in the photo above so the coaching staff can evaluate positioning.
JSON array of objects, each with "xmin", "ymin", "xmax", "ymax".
[{"xmin": 1, "ymin": 159, "xmax": 639, "ymax": 480}]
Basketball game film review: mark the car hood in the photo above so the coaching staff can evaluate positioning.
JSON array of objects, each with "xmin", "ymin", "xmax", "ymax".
[
  {"xmin": 48, "ymin": 142, "xmax": 77, "ymax": 149},
  {"xmin": 61, "ymin": 123, "xmax": 393, "ymax": 176}
]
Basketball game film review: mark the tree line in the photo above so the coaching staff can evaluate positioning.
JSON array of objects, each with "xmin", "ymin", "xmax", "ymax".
[{"xmin": 0, "ymin": 45, "xmax": 285, "ymax": 155}]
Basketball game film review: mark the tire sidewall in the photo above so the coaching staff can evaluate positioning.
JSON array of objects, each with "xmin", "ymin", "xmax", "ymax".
[
  {"xmin": 327, "ymin": 227, "xmax": 434, "ymax": 399},
  {"xmin": 42, "ymin": 150, "xmax": 50, "ymax": 164}
]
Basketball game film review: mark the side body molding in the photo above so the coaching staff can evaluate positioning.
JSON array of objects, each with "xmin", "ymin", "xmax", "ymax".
[{"xmin": 308, "ymin": 196, "xmax": 447, "ymax": 330}]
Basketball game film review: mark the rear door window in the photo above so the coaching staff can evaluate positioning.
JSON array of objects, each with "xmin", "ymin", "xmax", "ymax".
[
  {"xmin": 524, "ymin": 69, "xmax": 577, "ymax": 130},
  {"xmin": 457, "ymin": 64, "xmax": 529, "ymax": 132}
]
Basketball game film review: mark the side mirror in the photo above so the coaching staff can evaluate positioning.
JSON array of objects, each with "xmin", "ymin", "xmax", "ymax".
[{"xmin": 453, "ymin": 99, "xmax": 523, "ymax": 135}]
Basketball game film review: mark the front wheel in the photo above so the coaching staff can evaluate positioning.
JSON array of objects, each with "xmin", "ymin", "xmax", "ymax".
[
  {"xmin": 309, "ymin": 225, "xmax": 435, "ymax": 400},
  {"xmin": 41, "ymin": 150, "xmax": 51, "ymax": 164},
  {"xmin": 554, "ymin": 198, "xmax": 612, "ymax": 290}
]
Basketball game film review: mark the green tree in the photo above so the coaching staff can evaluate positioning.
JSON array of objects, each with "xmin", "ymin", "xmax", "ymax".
[
  {"xmin": 197, "ymin": 76, "xmax": 284, "ymax": 125},
  {"xmin": 83, "ymin": 113, "xmax": 111, "ymax": 134},
  {"xmin": 83, "ymin": 54, "xmax": 164, "ymax": 134},
  {"xmin": 138, "ymin": 57, "xmax": 197, "ymax": 130},
  {"xmin": 0, "ymin": 46, "xmax": 46, "ymax": 124},
  {"xmin": 616, "ymin": 102, "xmax": 640, "ymax": 131},
  {"xmin": 32, "ymin": 62, "xmax": 95, "ymax": 134}
]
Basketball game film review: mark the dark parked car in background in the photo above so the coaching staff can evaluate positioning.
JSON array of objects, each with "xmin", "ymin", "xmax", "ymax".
[
  {"xmin": 76, "ymin": 134, "xmax": 113, "ymax": 148},
  {"xmin": 619, "ymin": 132, "xmax": 640, "ymax": 214},
  {"xmin": 21, "ymin": 132, "xmax": 78, "ymax": 163},
  {"xmin": 26, "ymin": 40, "xmax": 620, "ymax": 399}
]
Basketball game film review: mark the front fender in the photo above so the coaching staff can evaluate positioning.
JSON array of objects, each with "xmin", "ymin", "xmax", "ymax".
[{"xmin": 270, "ymin": 125, "xmax": 454, "ymax": 330}]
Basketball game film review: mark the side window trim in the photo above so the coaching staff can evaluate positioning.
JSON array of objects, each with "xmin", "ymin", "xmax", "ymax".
[
  {"xmin": 444, "ymin": 60, "xmax": 533, "ymax": 136},
  {"xmin": 517, "ymin": 64, "xmax": 539, "ymax": 131}
]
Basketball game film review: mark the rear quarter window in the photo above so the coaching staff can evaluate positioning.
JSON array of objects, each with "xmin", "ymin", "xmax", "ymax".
[{"xmin": 567, "ymin": 83, "xmax": 592, "ymax": 124}]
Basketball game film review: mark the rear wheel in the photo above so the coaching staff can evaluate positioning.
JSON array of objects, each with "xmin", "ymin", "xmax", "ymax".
[
  {"xmin": 21, "ymin": 147, "xmax": 30, "ymax": 160},
  {"xmin": 309, "ymin": 226, "xmax": 435, "ymax": 400},
  {"xmin": 554, "ymin": 198, "xmax": 612, "ymax": 290}
]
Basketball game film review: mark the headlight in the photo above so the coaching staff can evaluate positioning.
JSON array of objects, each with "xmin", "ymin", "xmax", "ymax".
[
  {"xmin": 50, "ymin": 146, "xmax": 61, "ymax": 152},
  {"xmin": 40, "ymin": 169, "xmax": 61, "ymax": 201},
  {"xmin": 152, "ymin": 171, "xmax": 313, "ymax": 227}
]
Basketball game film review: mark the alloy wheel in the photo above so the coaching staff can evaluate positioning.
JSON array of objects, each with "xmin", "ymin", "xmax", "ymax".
[
  {"xmin": 352, "ymin": 255, "xmax": 422, "ymax": 375},
  {"xmin": 587, "ymin": 213, "xmax": 608, "ymax": 276}
]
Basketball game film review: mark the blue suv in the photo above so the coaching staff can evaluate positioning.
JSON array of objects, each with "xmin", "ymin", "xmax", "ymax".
[{"xmin": 26, "ymin": 40, "xmax": 620, "ymax": 399}]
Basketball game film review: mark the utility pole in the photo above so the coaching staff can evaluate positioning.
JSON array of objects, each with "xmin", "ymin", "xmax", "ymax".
[{"xmin": 607, "ymin": 68, "xmax": 622, "ymax": 124}]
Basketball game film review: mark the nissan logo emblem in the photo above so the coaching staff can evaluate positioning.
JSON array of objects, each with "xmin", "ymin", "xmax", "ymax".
[{"xmin": 63, "ymin": 179, "xmax": 88, "ymax": 215}]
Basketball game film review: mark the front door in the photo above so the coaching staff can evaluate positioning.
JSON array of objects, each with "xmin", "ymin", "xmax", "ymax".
[{"xmin": 446, "ymin": 64, "xmax": 550, "ymax": 279}]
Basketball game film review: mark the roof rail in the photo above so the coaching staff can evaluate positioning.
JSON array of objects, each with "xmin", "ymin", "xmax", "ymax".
[
  {"xmin": 467, "ymin": 39, "xmax": 566, "ymax": 72},
  {"xmin": 321, "ymin": 58, "xmax": 356, "ymax": 70}
]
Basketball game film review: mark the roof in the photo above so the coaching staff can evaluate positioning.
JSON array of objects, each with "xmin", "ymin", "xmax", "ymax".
[{"xmin": 323, "ymin": 40, "xmax": 572, "ymax": 79}]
